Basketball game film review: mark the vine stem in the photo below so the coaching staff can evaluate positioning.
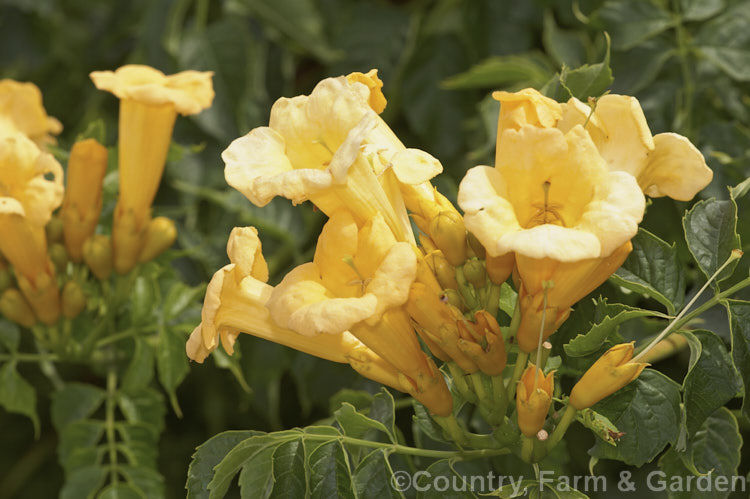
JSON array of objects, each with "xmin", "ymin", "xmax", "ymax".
[
  {"xmin": 106, "ymin": 369, "xmax": 119, "ymax": 486},
  {"xmin": 301, "ymin": 433, "xmax": 511, "ymax": 460},
  {"xmin": 0, "ymin": 353, "xmax": 59, "ymax": 362}
]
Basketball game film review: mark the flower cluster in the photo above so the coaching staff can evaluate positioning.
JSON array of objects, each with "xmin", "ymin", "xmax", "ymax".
[
  {"xmin": 0, "ymin": 66, "xmax": 214, "ymax": 330},
  {"xmin": 187, "ymin": 72, "xmax": 711, "ymax": 450}
]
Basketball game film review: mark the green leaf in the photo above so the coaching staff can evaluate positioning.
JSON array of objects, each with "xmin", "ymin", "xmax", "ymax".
[
  {"xmin": 0, "ymin": 362, "xmax": 39, "ymax": 436},
  {"xmin": 683, "ymin": 198, "xmax": 740, "ymax": 284},
  {"xmin": 610, "ymin": 228, "xmax": 685, "ymax": 315},
  {"xmin": 60, "ymin": 466, "xmax": 107, "ymax": 499},
  {"xmin": 186, "ymin": 430, "xmax": 259, "ymax": 499},
  {"xmin": 130, "ymin": 276, "xmax": 156, "ymax": 325},
  {"xmin": 412, "ymin": 399, "xmax": 450, "ymax": 444},
  {"xmin": 589, "ymin": 370, "xmax": 681, "ymax": 466},
  {"xmin": 52, "ymin": 383, "xmax": 106, "ymax": 431},
  {"xmin": 117, "ymin": 387, "xmax": 165, "ymax": 437},
  {"xmin": 308, "ymin": 440, "xmax": 354, "ymax": 499},
  {"xmin": 119, "ymin": 465, "xmax": 164, "ymax": 498},
  {"xmin": 269, "ymin": 438, "xmax": 307, "ymax": 498},
  {"xmin": 122, "ymin": 339, "xmax": 155, "ymax": 392},
  {"xmin": 441, "ymin": 53, "xmax": 554, "ymax": 90},
  {"xmin": 353, "ymin": 450, "xmax": 405, "ymax": 499},
  {"xmin": 237, "ymin": 443, "xmax": 275, "ymax": 498},
  {"xmin": 564, "ymin": 307, "xmax": 662, "ymax": 357},
  {"xmin": 681, "ymin": 0, "xmax": 725, "ymax": 21},
  {"xmin": 156, "ymin": 325, "xmax": 190, "ymax": 416},
  {"xmin": 97, "ymin": 483, "xmax": 143, "ymax": 499},
  {"xmin": 334, "ymin": 403, "xmax": 395, "ymax": 443},
  {"xmin": 58, "ymin": 420, "xmax": 105, "ymax": 472},
  {"xmin": 416, "ymin": 459, "xmax": 476, "ymax": 498},
  {"xmin": 558, "ymin": 34, "xmax": 613, "ymax": 101},
  {"xmin": 366, "ymin": 389, "xmax": 398, "ymax": 442},
  {"xmin": 329, "ymin": 389, "xmax": 374, "ymax": 414},
  {"xmin": 162, "ymin": 281, "xmax": 204, "ymax": 322},
  {"xmin": 695, "ymin": 2, "xmax": 750, "ymax": 81},
  {"xmin": 594, "ymin": 0, "xmax": 675, "ymax": 51},
  {"xmin": 726, "ymin": 300, "xmax": 750, "ymax": 416},
  {"xmin": 542, "ymin": 10, "xmax": 586, "ymax": 68},
  {"xmin": 681, "ymin": 330, "xmax": 742, "ymax": 438},
  {"xmin": 730, "ymin": 177, "xmax": 750, "ymax": 200},
  {"xmin": 610, "ymin": 37, "xmax": 674, "ymax": 94},
  {"xmin": 658, "ymin": 408, "xmax": 742, "ymax": 499},
  {"xmin": 577, "ymin": 408, "xmax": 620, "ymax": 446}
]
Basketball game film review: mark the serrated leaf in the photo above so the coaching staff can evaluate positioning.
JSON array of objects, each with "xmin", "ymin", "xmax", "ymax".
[
  {"xmin": 412, "ymin": 399, "xmax": 449, "ymax": 444},
  {"xmin": 594, "ymin": 0, "xmax": 675, "ymax": 51},
  {"xmin": 730, "ymin": 177, "xmax": 750, "ymax": 200},
  {"xmin": 683, "ymin": 198, "xmax": 740, "ymax": 284},
  {"xmin": 727, "ymin": 300, "xmax": 750, "ymax": 417},
  {"xmin": 0, "ymin": 320, "xmax": 20, "ymax": 352},
  {"xmin": 695, "ymin": 2, "xmax": 750, "ymax": 81},
  {"xmin": 308, "ymin": 440, "xmax": 354, "ymax": 499},
  {"xmin": 367, "ymin": 389, "xmax": 398, "ymax": 443},
  {"xmin": 58, "ymin": 420, "xmax": 105, "ymax": 472},
  {"xmin": 564, "ymin": 308, "xmax": 660, "ymax": 357},
  {"xmin": 335, "ymin": 403, "xmax": 395, "ymax": 442},
  {"xmin": 681, "ymin": 330, "xmax": 742, "ymax": 438},
  {"xmin": 52, "ymin": 383, "xmax": 106, "ymax": 431},
  {"xmin": 329, "ymin": 389, "xmax": 374, "ymax": 414},
  {"xmin": 610, "ymin": 228, "xmax": 685, "ymax": 315},
  {"xmin": 60, "ymin": 465, "xmax": 107, "ymax": 499},
  {"xmin": 0, "ymin": 362, "xmax": 39, "ymax": 436},
  {"xmin": 119, "ymin": 465, "xmax": 164, "ymax": 498},
  {"xmin": 269, "ymin": 438, "xmax": 306, "ymax": 499},
  {"xmin": 353, "ymin": 450, "xmax": 405, "ymax": 499},
  {"xmin": 416, "ymin": 459, "xmax": 476, "ymax": 498},
  {"xmin": 122, "ymin": 339, "xmax": 155, "ymax": 392},
  {"xmin": 97, "ymin": 482, "xmax": 143, "ymax": 499},
  {"xmin": 658, "ymin": 408, "xmax": 741, "ymax": 499},
  {"xmin": 117, "ymin": 387, "xmax": 165, "ymax": 437},
  {"xmin": 237, "ymin": 443, "xmax": 275, "ymax": 499},
  {"xmin": 558, "ymin": 34, "xmax": 613, "ymax": 100},
  {"xmin": 589, "ymin": 370, "xmax": 681, "ymax": 466},
  {"xmin": 186, "ymin": 430, "xmax": 259, "ymax": 499},
  {"xmin": 681, "ymin": 0, "xmax": 725, "ymax": 21}
]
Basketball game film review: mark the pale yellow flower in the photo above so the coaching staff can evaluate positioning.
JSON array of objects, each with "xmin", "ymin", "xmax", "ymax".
[
  {"xmin": 90, "ymin": 64, "xmax": 214, "ymax": 273},
  {"xmin": 62, "ymin": 139, "xmax": 108, "ymax": 262},
  {"xmin": 0, "ymin": 79, "xmax": 62, "ymax": 146},
  {"xmin": 559, "ymin": 94, "xmax": 712, "ymax": 200},
  {"xmin": 266, "ymin": 210, "xmax": 452, "ymax": 415},
  {"xmin": 222, "ymin": 74, "xmax": 442, "ymax": 244},
  {"xmin": 492, "ymin": 89, "xmax": 562, "ymax": 133}
]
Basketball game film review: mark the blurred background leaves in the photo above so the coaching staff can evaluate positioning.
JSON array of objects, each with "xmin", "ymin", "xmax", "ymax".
[{"xmin": 1, "ymin": 0, "xmax": 749, "ymax": 497}]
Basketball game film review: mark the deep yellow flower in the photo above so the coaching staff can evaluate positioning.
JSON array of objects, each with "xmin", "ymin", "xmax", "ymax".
[
  {"xmin": 492, "ymin": 89, "xmax": 562, "ymax": 132},
  {"xmin": 90, "ymin": 65, "xmax": 214, "ymax": 273},
  {"xmin": 516, "ymin": 365, "xmax": 554, "ymax": 438},
  {"xmin": 0, "ymin": 79, "xmax": 62, "ymax": 146},
  {"xmin": 559, "ymin": 94, "xmax": 712, "ymax": 200},
  {"xmin": 62, "ymin": 139, "xmax": 108, "ymax": 262},
  {"xmin": 222, "ymin": 73, "xmax": 442, "ymax": 244},
  {"xmin": 569, "ymin": 342, "xmax": 648, "ymax": 410},
  {"xmin": 266, "ymin": 210, "xmax": 452, "ymax": 415}
]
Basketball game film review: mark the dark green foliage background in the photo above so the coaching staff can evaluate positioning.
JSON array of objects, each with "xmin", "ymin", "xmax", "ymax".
[{"xmin": 1, "ymin": 0, "xmax": 749, "ymax": 497}]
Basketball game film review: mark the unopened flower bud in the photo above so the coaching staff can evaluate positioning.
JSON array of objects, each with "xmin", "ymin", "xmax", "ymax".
[
  {"xmin": 440, "ymin": 289, "xmax": 464, "ymax": 310},
  {"xmin": 467, "ymin": 232, "xmax": 486, "ymax": 259},
  {"xmin": 486, "ymin": 252, "xmax": 515, "ymax": 285},
  {"xmin": 49, "ymin": 243, "xmax": 68, "ymax": 274},
  {"xmin": 463, "ymin": 257, "xmax": 486, "ymax": 288},
  {"xmin": 83, "ymin": 234, "xmax": 113, "ymax": 280},
  {"xmin": 61, "ymin": 281, "xmax": 87, "ymax": 319},
  {"xmin": 429, "ymin": 210, "xmax": 467, "ymax": 266},
  {"xmin": 0, "ymin": 288, "xmax": 36, "ymax": 328},
  {"xmin": 46, "ymin": 216, "xmax": 64, "ymax": 244},
  {"xmin": 139, "ymin": 216, "xmax": 177, "ymax": 263},
  {"xmin": 516, "ymin": 365, "xmax": 554, "ymax": 437},
  {"xmin": 424, "ymin": 250, "xmax": 457, "ymax": 290}
]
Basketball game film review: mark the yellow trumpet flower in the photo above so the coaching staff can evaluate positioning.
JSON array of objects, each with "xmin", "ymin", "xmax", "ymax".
[
  {"xmin": 62, "ymin": 138, "xmax": 108, "ymax": 262},
  {"xmin": 516, "ymin": 365, "xmax": 554, "ymax": 438},
  {"xmin": 569, "ymin": 342, "xmax": 648, "ymax": 410},
  {"xmin": 222, "ymin": 72, "xmax": 442, "ymax": 244},
  {"xmin": 90, "ymin": 65, "xmax": 214, "ymax": 273},
  {"xmin": 0, "ymin": 79, "xmax": 62, "ymax": 146}
]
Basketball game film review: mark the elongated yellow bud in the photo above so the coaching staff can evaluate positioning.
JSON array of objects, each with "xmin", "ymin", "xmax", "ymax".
[
  {"xmin": 463, "ymin": 257, "xmax": 486, "ymax": 288},
  {"xmin": 0, "ymin": 288, "xmax": 36, "ymax": 328},
  {"xmin": 424, "ymin": 250, "xmax": 457, "ymax": 290},
  {"xmin": 82, "ymin": 234, "xmax": 113, "ymax": 280},
  {"xmin": 569, "ymin": 343, "xmax": 648, "ymax": 410},
  {"xmin": 61, "ymin": 281, "xmax": 87, "ymax": 319},
  {"xmin": 516, "ymin": 365, "xmax": 554, "ymax": 437},
  {"xmin": 429, "ymin": 210, "xmax": 467, "ymax": 266},
  {"xmin": 46, "ymin": 216, "xmax": 64, "ymax": 245},
  {"xmin": 62, "ymin": 138, "xmax": 108, "ymax": 262},
  {"xmin": 139, "ymin": 216, "xmax": 177, "ymax": 262},
  {"xmin": 49, "ymin": 243, "xmax": 68, "ymax": 274}
]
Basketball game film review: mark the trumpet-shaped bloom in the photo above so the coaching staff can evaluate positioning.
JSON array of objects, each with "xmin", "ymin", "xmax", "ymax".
[
  {"xmin": 558, "ymin": 94, "xmax": 712, "ymax": 201},
  {"xmin": 90, "ymin": 65, "xmax": 214, "ymax": 273},
  {"xmin": 267, "ymin": 210, "xmax": 452, "ymax": 415},
  {"xmin": 492, "ymin": 89, "xmax": 562, "ymax": 132},
  {"xmin": 62, "ymin": 139, "xmax": 108, "ymax": 262},
  {"xmin": 459, "ymin": 125, "xmax": 645, "ymax": 262},
  {"xmin": 516, "ymin": 365, "xmax": 554, "ymax": 438},
  {"xmin": 222, "ymin": 73, "xmax": 442, "ymax": 243},
  {"xmin": 0, "ymin": 79, "xmax": 62, "ymax": 146},
  {"xmin": 569, "ymin": 342, "xmax": 648, "ymax": 410}
]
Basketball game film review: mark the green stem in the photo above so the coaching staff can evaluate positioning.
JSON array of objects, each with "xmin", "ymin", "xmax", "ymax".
[
  {"xmin": 106, "ymin": 369, "xmax": 119, "ymax": 486},
  {"xmin": 507, "ymin": 295, "xmax": 521, "ymax": 340},
  {"xmin": 492, "ymin": 374, "xmax": 509, "ymax": 417},
  {"xmin": 455, "ymin": 267, "xmax": 479, "ymax": 310},
  {"xmin": 484, "ymin": 283, "xmax": 502, "ymax": 319},
  {"xmin": 447, "ymin": 362, "xmax": 477, "ymax": 404},
  {"xmin": 546, "ymin": 404, "xmax": 578, "ymax": 450},
  {"xmin": 506, "ymin": 351, "xmax": 529, "ymax": 401},
  {"xmin": 0, "ymin": 353, "xmax": 59, "ymax": 362},
  {"xmin": 674, "ymin": 275, "xmax": 750, "ymax": 330},
  {"xmin": 434, "ymin": 414, "xmax": 469, "ymax": 446},
  {"xmin": 95, "ymin": 324, "xmax": 159, "ymax": 348},
  {"xmin": 521, "ymin": 435, "xmax": 534, "ymax": 462}
]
